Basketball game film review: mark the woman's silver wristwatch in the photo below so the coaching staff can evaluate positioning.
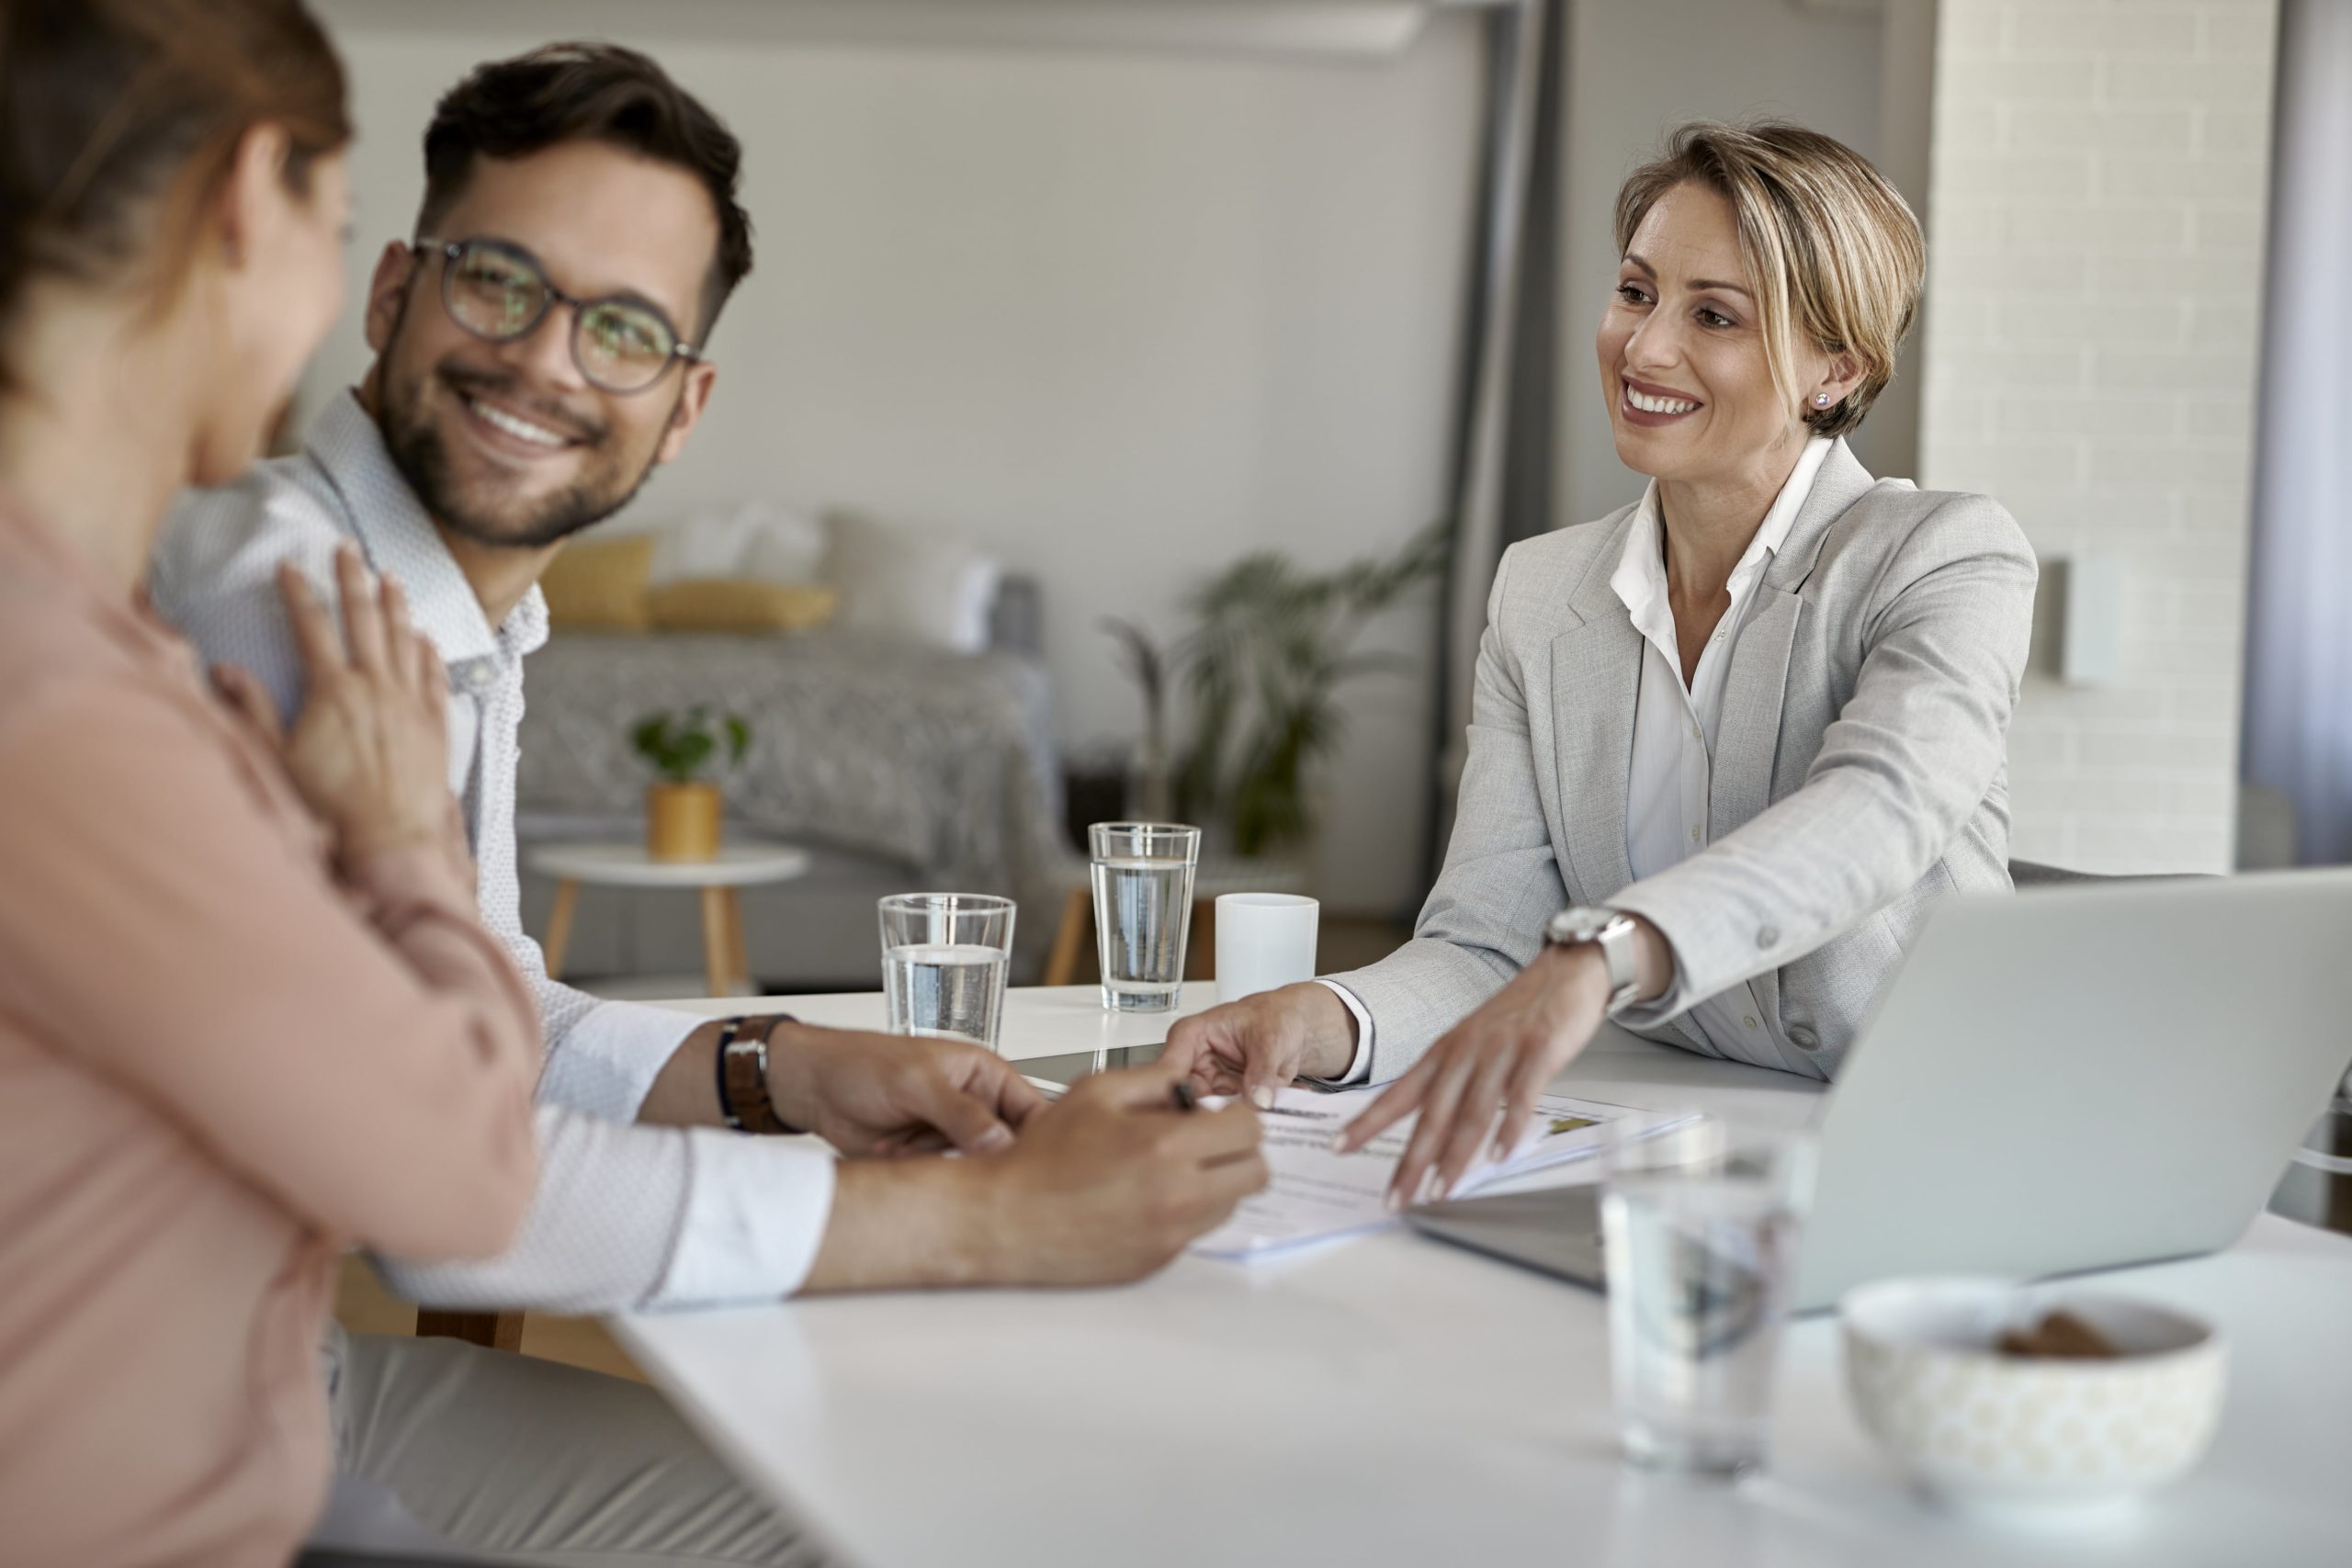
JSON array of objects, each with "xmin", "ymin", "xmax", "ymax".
[{"xmin": 1544, "ymin": 906, "xmax": 1641, "ymax": 1013}]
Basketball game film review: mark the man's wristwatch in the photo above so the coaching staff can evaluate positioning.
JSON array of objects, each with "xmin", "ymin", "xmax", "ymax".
[
  {"xmin": 713, "ymin": 1014, "xmax": 799, "ymax": 1134},
  {"xmin": 1544, "ymin": 907, "xmax": 1641, "ymax": 1014}
]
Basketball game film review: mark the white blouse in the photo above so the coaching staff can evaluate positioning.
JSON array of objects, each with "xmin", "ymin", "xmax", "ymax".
[
  {"xmin": 1325, "ymin": 435, "xmax": 1835, "ymax": 1079},
  {"xmin": 1612, "ymin": 435, "xmax": 1831, "ymax": 1068}
]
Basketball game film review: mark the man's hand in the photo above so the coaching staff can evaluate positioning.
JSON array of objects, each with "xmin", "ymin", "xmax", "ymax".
[
  {"xmin": 800, "ymin": 1065, "xmax": 1267, "ymax": 1293},
  {"xmin": 763, "ymin": 1024, "xmax": 1047, "ymax": 1158},
  {"xmin": 975, "ymin": 1066, "xmax": 1267, "ymax": 1285},
  {"xmin": 1158, "ymin": 982, "xmax": 1357, "ymax": 1107},
  {"xmin": 1336, "ymin": 944, "xmax": 1611, "ymax": 1209}
]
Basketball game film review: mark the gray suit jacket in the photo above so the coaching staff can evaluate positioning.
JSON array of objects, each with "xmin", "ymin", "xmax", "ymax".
[{"xmin": 1336, "ymin": 440, "xmax": 2038, "ymax": 1081}]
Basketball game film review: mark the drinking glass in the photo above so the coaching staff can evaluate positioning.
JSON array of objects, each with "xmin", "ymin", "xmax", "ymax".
[
  {"xmin": 878, "ymin": 893, "xmax": 1016, "ymax": 1050},
  {"xmin": 1087, "ymin": 823, "xmax": 1200, "ymax": 1012},
  {"xmin": 1599, "ymin": 1116, "xmax": 1818, "ymax": 1475}
]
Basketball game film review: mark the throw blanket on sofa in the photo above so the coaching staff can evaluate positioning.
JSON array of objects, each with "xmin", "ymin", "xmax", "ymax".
[{"xmin": 515, "ymin": 629, "xmax": 1078, "ymax": 969}]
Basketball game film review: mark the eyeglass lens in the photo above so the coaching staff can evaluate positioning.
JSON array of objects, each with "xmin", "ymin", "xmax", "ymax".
[{"xmin": 442, "ymin": 242, "xmax": 681, "ymax": 392}]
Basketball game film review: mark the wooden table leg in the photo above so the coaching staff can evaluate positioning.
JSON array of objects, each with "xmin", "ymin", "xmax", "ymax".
[
  {"xmin": 700, "ymin": 886, "xmax": 733, "ymax": 997},
  {"xmin": 722, "ymin": 887, "xmax": 750, "ymax": 994},
  {"xmin": 416, "ymin": 1309, "xmax": 525, "ymax": 1353},
  {"xmin": 1045, "ymin": 886, "xmax": 1091, "ymax": 988},
  {"xmin": 1184, "ymin": 897, "xmax": 1216, "ymax": 982},
  {"xmin": 542, "ymin": 879, "xmax": 580, "ymax": 979}
]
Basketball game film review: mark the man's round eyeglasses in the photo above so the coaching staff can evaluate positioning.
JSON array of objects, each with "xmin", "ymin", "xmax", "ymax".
[{"xmin": 414, "ymin": 236, "xmax": 704, "ymax": 396}]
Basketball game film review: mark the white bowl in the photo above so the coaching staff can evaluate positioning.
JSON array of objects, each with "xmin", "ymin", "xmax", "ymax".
[{"xmin": 1840, "ymin": 1277, "xmax": 2225, "ymax": 1524}]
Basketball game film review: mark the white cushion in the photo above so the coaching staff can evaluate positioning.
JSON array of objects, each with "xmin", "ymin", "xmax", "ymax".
[
  {"xmin": 823, "ymin": 512, "xmax": 1001, "ymax": 654},
  {"xmin": 739, "ymin": 507, "xmax": 829, "ymax": 585},
  {"xmin": 640, "ymin": 501, "xmax": 827, "ymax": 587}
]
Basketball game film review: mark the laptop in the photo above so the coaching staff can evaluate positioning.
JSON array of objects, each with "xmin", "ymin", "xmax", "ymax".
[{"xmin": 1407, "ymin": 870, "xmax": 2352, "ymax": 1313}]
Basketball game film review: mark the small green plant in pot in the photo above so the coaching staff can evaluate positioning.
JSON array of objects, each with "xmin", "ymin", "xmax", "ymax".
[
  {"xmin": 630, "ymin": 706, "xmax": 750, "ymax": 862},
  {"xmin": 1174, "ymin": 519, "xmax": 1448, "ymax": 862}
]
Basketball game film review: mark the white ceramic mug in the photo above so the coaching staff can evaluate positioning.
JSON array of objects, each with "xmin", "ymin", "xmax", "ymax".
[{"xmin": 1214, "ymin": 893, "xmax": 1318, "ymax": 1003}]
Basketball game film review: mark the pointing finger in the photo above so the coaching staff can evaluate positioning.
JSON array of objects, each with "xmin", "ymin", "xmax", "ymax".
[
  {"xmin": 1388, "ymin": 1047, "xmax": 1476, "ymax": 1210},
  {"xmin": 277, "ymin": 560, "xmax": 345, "ymax": 682},
  {"xmin": 377, "ymin": 571, "xmax": 418, "ymax": 689},
  {"xmin": 1431, "ymin": 1045, "xmax": 1516, "ymax": 1201},
  {"xmin": 334, "ymin": 547, "xmax": 387, "ymax": 675},
  {"xmin": 1333, "ymin": 1053, "xmax": 1434, "ymax": 1155}
]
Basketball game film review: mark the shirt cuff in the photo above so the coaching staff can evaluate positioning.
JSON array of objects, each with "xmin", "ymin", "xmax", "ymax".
[
  {"xmin": 650, "ymin": 1131, "xmax": 839, "ymax": 1308},
  {"xmin": 537, "ymin": 998, "xmax": 701, "ymax": 1123},
  {"xmin": 1596, "ymin": 903, "xmax": 1693, "ymax": 1031},
  {"xmin": 1313, "ymin": 979, "xmax": 1376, "ymax": 1085}
]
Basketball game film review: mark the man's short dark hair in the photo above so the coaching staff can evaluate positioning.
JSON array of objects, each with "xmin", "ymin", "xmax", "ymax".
[{"xmin": 417, "ymin": 42, "xmax": 753, "ymax": 338}]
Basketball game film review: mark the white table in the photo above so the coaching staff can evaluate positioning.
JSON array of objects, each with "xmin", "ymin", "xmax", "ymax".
[
  {"xmin": 525, "ymin": 840, "xmax": 810, "ymax": 997},
  {"xmin": 621, "ymin": 985, "xmax": 2352, "ymax": 1568}
]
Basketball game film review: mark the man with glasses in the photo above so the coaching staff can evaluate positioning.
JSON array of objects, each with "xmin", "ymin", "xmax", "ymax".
[{"xmin": 151, "ymin": 42, "xmax": 1263, "ymax": 1567}]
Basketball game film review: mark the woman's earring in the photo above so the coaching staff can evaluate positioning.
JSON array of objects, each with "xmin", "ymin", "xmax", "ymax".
[{"xmin": 1814, "ymin": 392, "xmax": 1833, "ymax": 408}]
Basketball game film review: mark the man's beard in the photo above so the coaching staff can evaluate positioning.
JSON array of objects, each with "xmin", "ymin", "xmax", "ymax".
[{"xmin": 376, "ymin": 306, "xmax": 673, "ymax": 550}]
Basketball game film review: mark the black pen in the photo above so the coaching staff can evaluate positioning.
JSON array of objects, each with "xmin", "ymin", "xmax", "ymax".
[{"xmin": 1169, "ymin": 1079, "xmax": 1198, "ymax": 1113}]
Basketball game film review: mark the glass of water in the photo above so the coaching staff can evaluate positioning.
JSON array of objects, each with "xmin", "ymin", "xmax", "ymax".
[
  {"xmin": 877, "ymin": 893, "xmax": 1016, "ymax": 1050},
  {"xmin": 1087, "ymin": 822, "xmax": 1200, "ymax": 1012},
  {"xmin": 1599, "ymin": 1116, "xmax": 1818, "ymax": 1476}
]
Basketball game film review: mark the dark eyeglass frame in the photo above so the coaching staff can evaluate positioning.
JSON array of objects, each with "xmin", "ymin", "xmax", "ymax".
[{"xmin": 413, "ymin": 235, "xmax": 706, "ymax": 395}]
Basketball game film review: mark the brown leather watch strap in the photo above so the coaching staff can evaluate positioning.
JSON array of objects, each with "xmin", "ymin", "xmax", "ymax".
[{"xmin": 714, "ymin": 1014, "xmax": 798, "ymax": 1134}]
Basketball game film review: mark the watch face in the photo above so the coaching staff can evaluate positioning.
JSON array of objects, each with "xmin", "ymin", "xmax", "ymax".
[{"xmin": 1551, "ymin": 908, "xmax": 1604, "ymax": 943}]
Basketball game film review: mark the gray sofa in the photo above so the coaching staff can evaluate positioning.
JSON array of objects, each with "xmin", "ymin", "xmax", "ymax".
[{"xmin": 514, "ymin": 578, "xmax": 1077, "ymax": 990}]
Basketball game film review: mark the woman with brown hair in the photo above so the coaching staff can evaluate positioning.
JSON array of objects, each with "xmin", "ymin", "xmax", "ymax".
[{"xmin": 0, "ymin": 4, "xmax": 541, "ymax": 1562}]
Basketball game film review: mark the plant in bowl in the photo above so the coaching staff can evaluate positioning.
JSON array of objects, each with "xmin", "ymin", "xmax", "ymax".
[{"xmin": 630, "ymin": 705, "xmax": 750, "ymax": 862}]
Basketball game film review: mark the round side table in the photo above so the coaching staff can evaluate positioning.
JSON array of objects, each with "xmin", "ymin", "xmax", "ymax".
[{"xmin": 526, "ymin": 840, "xmax": 813, "ymax": 998}]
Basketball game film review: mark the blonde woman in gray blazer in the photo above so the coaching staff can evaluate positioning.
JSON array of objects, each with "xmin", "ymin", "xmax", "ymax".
[{"xmin": 1165, "ymin": 121, "xmax": 2038, "ymax": 1205}]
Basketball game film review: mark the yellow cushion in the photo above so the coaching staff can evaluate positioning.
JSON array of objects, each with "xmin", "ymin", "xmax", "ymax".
[
  {"xmin": 646, "ymin": 578, "xmax": 841, "ymax": 635},
  {"xmin": 541, "ymin": 536, "xmax": 654, "ymax": 631}
]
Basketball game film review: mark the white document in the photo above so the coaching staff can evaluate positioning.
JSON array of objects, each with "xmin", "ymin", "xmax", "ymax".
[{"xmin": 1189, "ymin": 1085, "xmax": 1680, "ymax": 1261}]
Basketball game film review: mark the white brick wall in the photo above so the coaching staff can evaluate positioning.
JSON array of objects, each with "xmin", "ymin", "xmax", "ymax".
[{"xmin": 1917, "ymin": 0, "xmax": 2278, "ymax": 873}]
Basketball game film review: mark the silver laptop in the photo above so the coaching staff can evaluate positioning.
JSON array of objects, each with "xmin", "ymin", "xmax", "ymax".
[{"xmin": 1408, "ymin": 870, "xmax": 2352, "ymax": 1313}]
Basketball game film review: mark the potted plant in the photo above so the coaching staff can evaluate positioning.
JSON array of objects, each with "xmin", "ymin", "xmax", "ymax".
[
  {"xmin": 1170, "ymin": 519, "xmax": 1449, "ymax": 863},
  {"xmin": 1099, "ymin": 615, "xmax": 1175, "ymax": 821},
  {"xmin": 629, "ymin": 705, "xmax": 750, "ymax": 862}
]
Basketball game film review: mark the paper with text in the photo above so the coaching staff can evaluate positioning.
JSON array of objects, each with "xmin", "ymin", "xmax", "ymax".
[{"xmin": 1189, "ymin": 1086, "xmax": 1680, "ymax": 1260}]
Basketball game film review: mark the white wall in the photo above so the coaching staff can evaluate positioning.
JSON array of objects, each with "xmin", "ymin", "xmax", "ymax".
[
  {"xmin": 1916, "ymin": 0, "xmax": 2278, "ymax": 873},
  {"xmin": 1554, "ymin": 0, "xmax": 1890, "ymax": 530},
  {"xmin": 306, "ymin": 2, "xmax": 1484, "ymax": 914}
]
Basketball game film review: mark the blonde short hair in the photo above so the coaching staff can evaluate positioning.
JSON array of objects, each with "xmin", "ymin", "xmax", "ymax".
[{"xmin": 1613, "ymin": 121, "xmax": 1924, "ymax": 439}]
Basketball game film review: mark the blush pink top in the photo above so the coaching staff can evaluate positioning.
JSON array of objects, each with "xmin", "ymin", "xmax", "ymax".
[{"xmin": 0, "ymin": 490, "xmax": 543, "ymax": 1567}]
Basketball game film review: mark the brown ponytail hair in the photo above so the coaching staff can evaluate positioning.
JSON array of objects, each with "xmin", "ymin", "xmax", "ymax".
[{"xmin": 0, "ymin": 0, "xmax": 350, "ymax": 384}]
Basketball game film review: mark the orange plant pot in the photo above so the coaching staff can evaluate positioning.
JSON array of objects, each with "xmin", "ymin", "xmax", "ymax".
[{"xmin": 646, "ymin": 782, "xmax": 722, "ymax": 862}]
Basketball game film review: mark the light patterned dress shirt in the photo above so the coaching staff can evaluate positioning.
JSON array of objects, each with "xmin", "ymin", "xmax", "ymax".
[
  {"xmin": 1321, "ymin": 437, "xmax": 1833, "ymax": 1079},
  {"xmin": 151, "ymin": 390, "xmax": 835, "ymax": 1309}
]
